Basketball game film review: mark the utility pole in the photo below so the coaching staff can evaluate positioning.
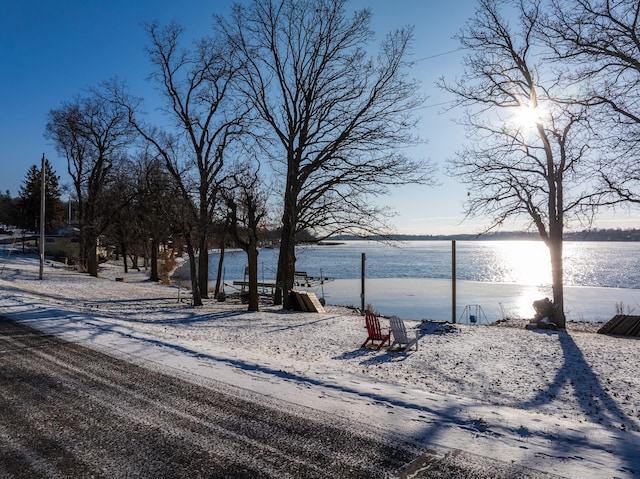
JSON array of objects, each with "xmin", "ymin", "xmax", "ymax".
[
  {"xmin": 451, "ymin": 240, "xmax": 456, "ymax": 323},
  {"xmin": 39, "ymin": 154, "xmax": 46, "ymax": 280},
  {"xmin": 360, "ymin": 253, "xmax": 366, "ymax": 314}
]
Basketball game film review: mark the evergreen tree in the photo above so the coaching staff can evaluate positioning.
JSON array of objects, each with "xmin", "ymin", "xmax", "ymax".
[
  {"xmin": 17, "ymin": 159, "xmax": 64, "ymax": 233},
  {"xmin": 0, "ymin": 190, "xmax": 20, "ymax": 228}
]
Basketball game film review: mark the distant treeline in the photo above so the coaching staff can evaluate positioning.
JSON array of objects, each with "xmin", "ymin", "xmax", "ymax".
[{"xmin": 331, "ymin": 228, "xmax": 640, "ymax": 242}]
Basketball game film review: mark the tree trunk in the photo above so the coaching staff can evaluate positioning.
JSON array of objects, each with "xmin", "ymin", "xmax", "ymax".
[
  {"xmin": 548, "ymin": 237, "xmax": 566, "ymax": 328},
  {"xmin": 149, "ymin": 237, "xmax": 159, "ymax": 282},
  {"xmin": 185, "ymin": 239, "xmax": 203, "ymax": 307},
  {"xmin": 141, "ymin": 240, "xmax": 148, "ymax": 271},
  {"xmin": 77, "ymin": 234, "xmax": 87, "ymax": 273},
  {"xmin": 197, "ymin": 233, "xmax": 209, "ymax": 299},
  {"xmin": 246, "ymin": 240, "xmax": 260, "ymax": 312},
  {"xmin": 214, "ymin": 241, "xmax": 225, "ymax": 299},
  {"xmin": 276, "ymin": 222, "xmax": 296, "ymax": 309},
  {"xmin": 121, "ymin": 242, "xmax": 128, "ymax": 274},
  {"xmin": 87, "ymin": 229, "xmax": 98, "ymax": 277},
  {"xmin": 129, "ymin": 254, "xmax": 140, "ymax": 271},
  {"xmin": 275, "ymin": 180, "xmax": 298, "ymax": 307}
]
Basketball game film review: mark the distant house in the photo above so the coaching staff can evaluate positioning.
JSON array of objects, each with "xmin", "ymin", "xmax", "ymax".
[{"xmin": 45, "ymin": 227, "xmax": 80, "ymax": 264}]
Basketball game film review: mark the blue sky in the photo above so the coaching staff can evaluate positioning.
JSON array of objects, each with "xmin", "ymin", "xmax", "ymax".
[{"xmin": 0, "ymin": 1, "xmax": 633, "ymax": 234}]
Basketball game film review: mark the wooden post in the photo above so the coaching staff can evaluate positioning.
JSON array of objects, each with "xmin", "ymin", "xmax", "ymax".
[
  {"xmin": 451, "ymin": 240, "xmax": 456, "ymax": 323},
  {"xmin": 360, "ymin": 252, "xmax": 366, "ymax": 314},
  {"xmin": 39, "ymin": 154, "xmax": 46, "ymax": 280}
]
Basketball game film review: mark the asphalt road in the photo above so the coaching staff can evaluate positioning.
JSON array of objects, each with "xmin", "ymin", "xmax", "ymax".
[
  {"xmin": 0, "ymin": 318, "xmax": 561, "ymax": 479},
  {"xmin": 0, "ymin": 317, "xmax": 418, "ymax": 478}
]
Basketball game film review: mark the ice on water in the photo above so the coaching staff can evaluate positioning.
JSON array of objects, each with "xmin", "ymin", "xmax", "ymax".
[
  {"xmin": 317, "ymin": 277, "xmax": 639, "ymax": 323},
  {"xmin": 204, "ymin": 240, "xmax": 640, "ymax": 323}
]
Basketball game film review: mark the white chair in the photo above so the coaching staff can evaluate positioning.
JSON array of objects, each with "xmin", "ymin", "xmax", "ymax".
[{"xmin": 389, "ymin": 317, "xmax": 419, "ymax": 352}]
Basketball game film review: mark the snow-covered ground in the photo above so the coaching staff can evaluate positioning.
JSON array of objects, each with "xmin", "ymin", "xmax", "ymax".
[{"xmin": 0, "ymin": 248, "xmax": 638, "ymax": 478}]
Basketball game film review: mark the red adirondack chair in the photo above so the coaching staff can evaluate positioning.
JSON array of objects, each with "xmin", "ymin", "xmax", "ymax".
[{"xmin": 361, "ymin": 312, "xmax": 391, "ymax": 350}]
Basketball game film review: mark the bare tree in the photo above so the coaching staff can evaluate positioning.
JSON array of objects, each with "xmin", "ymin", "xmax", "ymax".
[
  {"xmin": 135, "ymin": 152, "xmax": 181, "ymax": 283},
  {"xmin": 223, "ymin": 162, "xmax": 269, "ymax": 311},
  {"xmin": 440, "ymin": 0, "xmax": 604, "ymax": 327},
  {"xmin": 100, "ymin": 150, "xmax": 176, "ymax": 280},
  {"xmin": 45, "ymin": 87, "xmax": 135, "ymax": 276},
  {"xmin": 545, "ymin": 0, "xmax": 640, "ymax": 204},
  {"xmin": 221, "ymin": 0, "xmax": 432, "ymax": 308},
  {"xmin": 116, "ymin": 22, "xmax": 244, "ymax": 306},
  {"xmin": 100, "ymin": 157, "xmax": 139, "ymax": 274}
]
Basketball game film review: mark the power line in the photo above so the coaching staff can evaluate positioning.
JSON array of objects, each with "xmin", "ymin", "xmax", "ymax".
[
  {"xmin": 413, "ymin": 48, "xmax": 464, "ymax": 63},
  {"xmin": 417, "ymin": 100, "xmax": 455, "ymax": 110}
]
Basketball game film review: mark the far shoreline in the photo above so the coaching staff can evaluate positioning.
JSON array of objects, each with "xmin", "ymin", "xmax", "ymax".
[{"xmin": 328, "ymin": 228, "xmax": 640, "ymax": 242}]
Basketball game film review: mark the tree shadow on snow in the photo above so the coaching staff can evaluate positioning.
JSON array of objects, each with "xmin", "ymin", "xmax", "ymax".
[
  {"xmin": 332, "ymin": 347, "xmax": 412, "ymax": 364},
  {"xmin": 383, "ymin": 329, "xmax": 640, "ymax": 478},
  {"xmin": 519, "ymin": 330, "xmax": 635, "ymax": 429},
  {"xmin": 332, "ymin": 348, "xmax": 375, "ymax": 361},
  {"xmin": 516, "ymin": 330, "xmax": 639, "ymax": 472}
]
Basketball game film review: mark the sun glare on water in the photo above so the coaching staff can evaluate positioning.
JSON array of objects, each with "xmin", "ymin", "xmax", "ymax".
[
  {"xmin": 497, "ymin": 241, "xmax": 551, "ymax": 285},
  {"xmin": 496, "ymin": 241, "xmax": 553, "ymax": 317}
]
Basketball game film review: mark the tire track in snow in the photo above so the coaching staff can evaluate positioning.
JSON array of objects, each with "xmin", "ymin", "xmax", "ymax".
[{"xmin": 0, "ymin": 318, "xmax": 416, "ymax": 478}]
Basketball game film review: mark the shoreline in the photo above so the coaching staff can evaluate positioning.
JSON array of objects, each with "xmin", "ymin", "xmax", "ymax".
[
  {"xmin": 114, "ymin": 258, "xmax": 610, "ymax": 331},
  {"xmin": 2, "ymin": 247, "xmax": 632, "ymax": 326}
]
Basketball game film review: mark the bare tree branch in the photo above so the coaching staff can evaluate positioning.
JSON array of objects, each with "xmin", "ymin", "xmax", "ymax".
[
  {"xmin": 545, "ymin": 0, "xmax": 640, "ymax": 204},
  {"xmin": 220, "ymin": 0, "xmax": 434, "ymax": 307},
  {"xmin": 439, "ymin": 0, "xmax": 606, "ymax": 327}
]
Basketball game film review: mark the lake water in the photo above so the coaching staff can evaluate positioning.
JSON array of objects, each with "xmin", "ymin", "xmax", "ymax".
[{"xmin": 179, "ymin": 240, "xmax": 640, "ymax": 323}]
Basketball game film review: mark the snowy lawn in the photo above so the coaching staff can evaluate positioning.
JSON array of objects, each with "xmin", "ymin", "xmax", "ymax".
[{"xmin": 0, "ymin": 250, "xmax": 639, "ymax": 478}]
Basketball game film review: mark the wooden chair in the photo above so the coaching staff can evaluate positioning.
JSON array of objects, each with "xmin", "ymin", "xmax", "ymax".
[
  {"xmin": 361, "ymin": 312, "xmax": 391, "ymax": 350},
  {"xmin": 389, "ymin": 317, "xmax": 419, "ymax": 352}
]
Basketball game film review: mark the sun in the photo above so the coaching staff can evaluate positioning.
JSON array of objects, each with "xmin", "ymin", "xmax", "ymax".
[{"xmin": 513, "ymin": 103, "xmax": 545, "ymax": 130}]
